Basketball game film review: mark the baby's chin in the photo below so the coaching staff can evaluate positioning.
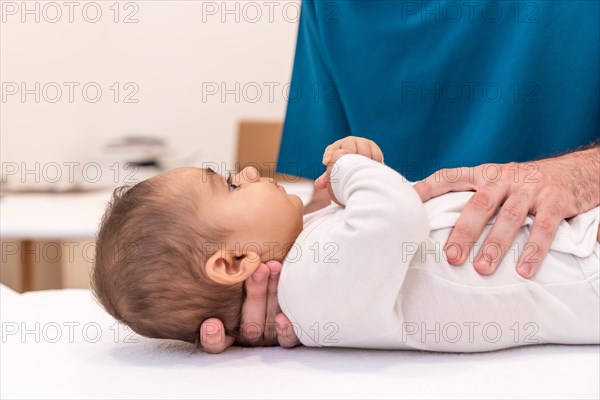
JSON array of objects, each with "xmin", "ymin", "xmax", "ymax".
[{"xmin": 288, "ymin": 193, "xmax": 304, "ymax": 213}]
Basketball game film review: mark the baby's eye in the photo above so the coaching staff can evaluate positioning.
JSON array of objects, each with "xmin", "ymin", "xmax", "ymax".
[{"xmin": 226, "ymin": 173, "xmax": 239, "ymax": 191}]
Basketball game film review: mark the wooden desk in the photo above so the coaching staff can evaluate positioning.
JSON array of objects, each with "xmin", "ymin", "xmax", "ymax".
[{"xmin": 1, "ymin": 190, "xmax": 114, "ymax": 292}]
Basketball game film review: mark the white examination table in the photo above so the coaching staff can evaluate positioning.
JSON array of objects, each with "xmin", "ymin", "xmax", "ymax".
[
  {"xmin": 2, "ymin": 180, "xmax": 599, "ymax": 399},
  {"xmin": 1, "ymin": 283, "xmax": 598, "ymax": 399}
]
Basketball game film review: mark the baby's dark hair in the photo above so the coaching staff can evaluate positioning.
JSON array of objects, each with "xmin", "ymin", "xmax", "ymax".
[{"xmin": 91, "ymin": 175, "xmax": 245, "ymax": 345}]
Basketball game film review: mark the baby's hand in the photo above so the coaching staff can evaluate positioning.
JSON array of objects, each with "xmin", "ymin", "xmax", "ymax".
[
  {"xmin": 321, "ymin": 136, "xmax": 384, "ymax": 165},
  {"xmin": 314, "ymin": 148, "xmax": 353, "ymax": 206},
  {"xmin": 315, "ymin": 137, "xmax": 384, "ymax": 205}
]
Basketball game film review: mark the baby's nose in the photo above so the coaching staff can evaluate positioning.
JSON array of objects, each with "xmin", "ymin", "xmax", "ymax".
[{"xmin": 239, "ymin": 166, "xmax": 260, "ymax": 182}]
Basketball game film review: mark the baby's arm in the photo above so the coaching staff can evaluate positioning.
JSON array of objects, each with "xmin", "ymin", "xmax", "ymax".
[
  {"xmin": 327, "ymin": 153, "xmax": 431, "ymax": 282},
  {"xmin": 278, "ymin": 144, "xmax": 431, "ymax": 347}
]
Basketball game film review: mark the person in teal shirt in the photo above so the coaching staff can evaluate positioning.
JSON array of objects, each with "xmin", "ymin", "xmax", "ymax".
[
  {"xmin": 277, "ymin": 0, "xmax": 598, "ymax": 182},
  {"xmin": 199, "ymin": 0, "xmax": 599, "ymax": 353}
]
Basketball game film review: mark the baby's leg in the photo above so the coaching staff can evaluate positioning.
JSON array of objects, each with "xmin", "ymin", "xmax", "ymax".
[{"xmin": 597, "ymin": 221, "xmax": 600, "ymax": 244}]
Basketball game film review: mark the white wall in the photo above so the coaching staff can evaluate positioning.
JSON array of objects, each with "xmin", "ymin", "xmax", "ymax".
[{"xmin": 1, "ymin": 0, "xmax": 299, "ymax": 182}]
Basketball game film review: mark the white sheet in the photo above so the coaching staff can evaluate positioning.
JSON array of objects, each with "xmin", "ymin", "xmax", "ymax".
[{"xmin": 1, "ymin": 284, "xmax": 598, "ymax": 399}]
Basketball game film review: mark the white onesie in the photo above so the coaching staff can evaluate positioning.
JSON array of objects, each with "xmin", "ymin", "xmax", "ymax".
[{"xmin": 278, "ymin": 154, "xmax": 600, "ymax": 352}]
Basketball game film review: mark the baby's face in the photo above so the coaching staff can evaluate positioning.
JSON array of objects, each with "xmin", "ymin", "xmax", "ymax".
[{"xmin": 156, "ymin": 166, "xmax": 304, "ymax": 261}]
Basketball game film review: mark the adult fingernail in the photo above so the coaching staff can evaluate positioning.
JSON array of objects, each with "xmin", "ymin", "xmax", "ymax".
[
  {"xmin": 252, "ymin": 272, "xmax": 267, "ymax": 283},
  {"xmin": 475, "ymin": 256, "xmax": 491, "ymax": 272},
  {"xmin": 242, "ymin": 323, "xmax": 262, "ymax": 342},
  {"xmin": 266, "ymin": 261, "xmax": 282, "ymax": 273},
  {"xmin": 519, "ymin": 263, "xmax": 532, "ymax": 277},
  {"xmin": 203, "ymin": 329, "xmax": 220, "ymax": 343},
  {"xmin": 446, "ymin": 246, "xmax": 459, "ymax": 263}
]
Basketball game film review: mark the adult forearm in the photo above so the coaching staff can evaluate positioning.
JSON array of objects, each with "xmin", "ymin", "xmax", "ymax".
[
  {"xmin": 545, "ymin": 138, "xmax": 600, "ymax": 157},
  {"xmin": 538, "ymin": 141, "xmax": 600, "ymax": 214}
]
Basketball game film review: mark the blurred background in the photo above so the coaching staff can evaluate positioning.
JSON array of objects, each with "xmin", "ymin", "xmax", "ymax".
[{"xmin": 1, "ymin": 0, "xmax": 304, "ymax": 292}]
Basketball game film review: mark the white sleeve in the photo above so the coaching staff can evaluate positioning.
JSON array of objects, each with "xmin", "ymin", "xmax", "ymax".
[
  {"xmin": 278, "ymin": 153, "xmax": 431, "ymax": 347},
  {"xmin": 325, "ymin": 154, "xmax": 431, "ymax": 303}
]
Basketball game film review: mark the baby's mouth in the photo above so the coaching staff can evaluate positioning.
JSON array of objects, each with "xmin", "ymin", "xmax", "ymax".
[{"xmin": 273, "ymin": 181, "xmax": 286, "ymax": 191}]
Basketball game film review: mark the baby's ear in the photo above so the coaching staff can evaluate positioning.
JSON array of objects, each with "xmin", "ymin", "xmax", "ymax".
[{"xmin": 204, "ymin": 250, "xmax": 261, "ymax": 285}]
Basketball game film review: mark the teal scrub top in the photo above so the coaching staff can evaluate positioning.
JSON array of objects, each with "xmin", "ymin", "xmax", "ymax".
[{"xmin": 277, "ymin": 0, "xmax": 599, "ymax": 181}]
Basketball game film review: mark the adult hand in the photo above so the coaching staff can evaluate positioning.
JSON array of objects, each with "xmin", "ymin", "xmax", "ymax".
[
  {"xmin": 413, "ymin": 147, "xmax": 600, "ymax": 278},
  {"xmin": 199, "ymin": 261, "xmax": 300, "ymax": 353}
]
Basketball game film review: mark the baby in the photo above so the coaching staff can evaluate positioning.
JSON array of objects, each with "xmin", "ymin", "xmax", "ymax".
[{"xmin": 92, "ymin": 137, "xmax": 600, "ymax": 352}]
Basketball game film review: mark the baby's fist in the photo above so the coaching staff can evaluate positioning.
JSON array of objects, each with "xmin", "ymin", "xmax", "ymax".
[
  {"xmin": 314, "ymin": 148, "xmax": 353, "ymax": 205},
  {"xmin": 322, "ymin": 136, "xmax": 384, "ymax": 165}
]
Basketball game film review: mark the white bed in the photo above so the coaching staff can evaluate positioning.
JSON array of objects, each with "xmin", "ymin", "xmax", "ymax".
[{"xmin": 1, "ymin": 283, "xmax": 598, "ymax": 399}]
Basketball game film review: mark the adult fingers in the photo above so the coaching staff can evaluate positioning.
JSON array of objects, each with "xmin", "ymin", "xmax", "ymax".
[
  {"xmin": 445, "ymin": 183, "xmax": 509, "ymax": 266},
  {"xmin": 516, "ymin": 199, "xmax": 563, "ymax": 278},
  {"xmin": 413, "ymin": 167, "xmax": 477, "ymax": 202},
  {"xmin": 275, "ymin": 313, "xmax": 301, "ymax": 348},
  {"xmin": 262, "ymin": 261, "xmax": 283, "ymax": 346},
  {"xmin": 472, "ymin": 190, "xmax": 531, "ymax": 275},
  {"xmin": 200, "ymin": 318, "xmax": 235, "ymax": 354},
  {"xmin": 238, "ymin": 262, "xmax": 270, "ymax": 346}
]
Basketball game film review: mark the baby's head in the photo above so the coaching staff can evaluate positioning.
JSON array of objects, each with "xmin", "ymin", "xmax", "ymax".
[{"xmin": 91, "ymin": 166, "xmax": 303, "ymax": 344}]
